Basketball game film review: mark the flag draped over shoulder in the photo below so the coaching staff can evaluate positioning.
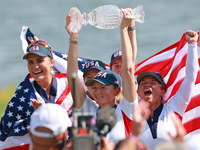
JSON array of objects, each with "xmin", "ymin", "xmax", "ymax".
[
  {"xmin": 0, "ymin": 75, "xmax": 35, "ymax": 150},
  {"xmin": 0, "ymin": 73, "xmax": 74, "ymax": 150},
  {"xmin": 135, "ymin": 33, "xmax": 200, "ymax": 137},
  {"xmin": 1, "ymin": 26, "xmax": 199, "ymax": 149},
  {"xmin": 0, "ymin": 26, "xmax": 99, "ymax": 150}
]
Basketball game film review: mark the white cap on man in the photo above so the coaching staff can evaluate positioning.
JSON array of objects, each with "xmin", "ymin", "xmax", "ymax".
[{"xmin": 30, "ymin": 103, "xmax": 72, "ymax": 138}]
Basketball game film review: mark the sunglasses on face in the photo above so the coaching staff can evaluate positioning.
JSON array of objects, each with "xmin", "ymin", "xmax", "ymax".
[{"xmin": 27, "ymin": 40, "xmax": 53, "ymax": 58}]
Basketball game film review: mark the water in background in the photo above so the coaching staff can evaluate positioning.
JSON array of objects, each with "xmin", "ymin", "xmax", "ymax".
[{"xmin": 0, "ymin": 0, "xmax": 200, "ymax": 87}]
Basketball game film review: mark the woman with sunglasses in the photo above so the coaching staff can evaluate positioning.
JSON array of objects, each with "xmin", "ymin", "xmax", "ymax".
[{"xmin": 0, "ymin": 40, "xmax": 73, "ymax": 149}]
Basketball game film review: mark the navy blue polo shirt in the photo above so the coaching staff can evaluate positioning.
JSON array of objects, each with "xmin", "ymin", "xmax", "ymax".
[
  {"xmin": 34, "ymin": 76, "xmax": 57, "ymax": 103},
  {"xmin": 147, "ymin": 103, "xmax": 163, "ymax": 139}
]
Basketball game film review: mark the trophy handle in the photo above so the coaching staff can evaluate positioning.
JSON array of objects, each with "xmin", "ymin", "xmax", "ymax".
[
  {"xmin": 69, "ymin": 7, "xmax": 83, "ymax": 33},
  {"xmin": 132, "ymin": 5, "xmax": 145, "ymax": 23}
]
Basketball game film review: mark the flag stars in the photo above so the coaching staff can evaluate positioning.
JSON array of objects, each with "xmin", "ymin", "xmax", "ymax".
[
  {"xmin": 26, "ymin": 125, "xmax": 30, "ymax": 130},
  {"xmin": 14, "ymin": 128, "xmax": 20, "ymax": 133},
  {"xmin": 17, "ymin": 85, "xmax": 23, "ymax": 90},
  {"xmin": 12, "ymin": 93, "xmax": 17, "ymax": 98},
  {"xmin": 28, "ymin": 101, "xmax": 33, "ymax": 107},
  {"xmin": 78, "ymin": 58, "xmax": 82, "ymax": 61},
  {"xmin": 7, "ymin": 111, "xmax": 13, "ymax": 118},
  {"xmin": 16, "ymin": 114, "xmax": 22, "ymax": 120},
  {"xmin": 21, "ymin": 126, "xmax": 26, "ymax": 130},
  {"xmin": 61, "ymin": 53, "xmax": 68, "ymax": 59},
  {"xmin": 7, "ymin": 121, "xmax": 12, "ymax": 128},
  {"xmin": 26, "ymin": 110, "xmax": 31, "ymax": 116},
  {"xmin": 19, "ymin": 96, "xmax": 26, "ymax": 102},
  {"xmin": 0, "ymin": 131, "xmax": 2, "ymax": 136},
  {"xmin": 17, "ymin": 105, "xmax": 23, "ymax": 111},
  {"xmin": 8, "ymin": 101, "xmax": 14, "ymax": 108},
  {"xmin": 24, "ymin": 88, "xmax": 29, "ymax": 93}
]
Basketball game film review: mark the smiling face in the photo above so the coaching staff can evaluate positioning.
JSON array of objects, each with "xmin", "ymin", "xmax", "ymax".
[
  {"xmin": 91, "ymin": 81, "xmax": 119, "ymax": 107},
  {"xmin": 110, "ymin": 57, "xmax": 122, "ymax": 75},
  {"xmin": 138, "ymin": 76, "xmax": 165, "ymax": 105},
  {"xmin": 27, "ymin": 54, "xmax": 54, "ymax": 84},
  {"xmin": 83, "ymin": 68, "xmax": 101, "ymax": 99}
]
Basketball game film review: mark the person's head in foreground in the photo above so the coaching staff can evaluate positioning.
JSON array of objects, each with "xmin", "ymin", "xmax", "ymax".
[
  {"xmin": 137, "ymin": 71, "xmax": 166, "ymax": 105},
  {"xmin": 29, "ymin": 103, "xmax": 72, "ymax": 150},
  {"xmin": 82, "ymin": 60, "xmax": 106, "ymax": 98},
  {"xmin": 23, "ymin": 40, "xmax": 55, "ymax": 84},
  {"xmin": 85, "ymin": 70, "xmax": 122, "ymax": 107},
  {"xmin": 110, "ymin": 50, "xmax": 122, "ymax": 75}
]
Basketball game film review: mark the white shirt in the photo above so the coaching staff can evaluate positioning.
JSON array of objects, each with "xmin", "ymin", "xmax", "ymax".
[
  {"xmin": 79, "ymin": 95, "xmax": 138, "ymax": 145},
  {"xmin": 140, "ymin": 43, "xmax": 199, "ymax": 150},
  {"xmin": 30, "ymin": 75, "xmax": 73, "ymax": 113}
]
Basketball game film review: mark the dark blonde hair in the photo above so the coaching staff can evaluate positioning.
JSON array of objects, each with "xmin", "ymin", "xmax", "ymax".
[{"xmin": 113, "ymin": 86, "xmax": 123, "ymax": 103}]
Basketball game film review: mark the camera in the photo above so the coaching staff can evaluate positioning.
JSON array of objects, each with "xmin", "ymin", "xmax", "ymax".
[
  {"xmin": 71, "ymin": 106, "xmax": 117, "ymax": 150},
  {"xmin": 70, "ymin": 72, "xmax": 117, "ymax": 150}
]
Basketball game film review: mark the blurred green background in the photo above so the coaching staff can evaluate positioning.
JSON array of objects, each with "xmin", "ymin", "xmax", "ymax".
[{"xmin": 0, "ymin": 85, "xmax": 16, "ymax": 117}]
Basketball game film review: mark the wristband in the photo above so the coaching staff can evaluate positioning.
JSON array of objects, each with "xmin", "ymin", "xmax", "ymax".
[
  {"xmin": 128, "ymin": 26, "xmax": 135, "ymax": 31},
  {"xmin": 69, "ymin": 39, "xmax": 78, "ymax": 44}
]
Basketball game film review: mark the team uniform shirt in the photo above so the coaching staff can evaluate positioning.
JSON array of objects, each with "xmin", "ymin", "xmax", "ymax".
[
  {"xmin": 78, "ymin": 95, "xmax": 138, "ymax": 145},
  {"xmin": 0, "ymin": 73, "xmax": 73, "ymax": 149},
  {"xmin": 140, "ymin": 43, "xmax": 199, "ymax": 150},
  {"xmin": 30, "ymin": 74, "xmax": 73, "ymax": 112}
]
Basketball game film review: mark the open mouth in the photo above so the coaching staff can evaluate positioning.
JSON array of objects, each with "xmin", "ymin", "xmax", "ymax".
[{"xmin": 144, "ymin": 89, "xmax": 152, "ymax": 96}]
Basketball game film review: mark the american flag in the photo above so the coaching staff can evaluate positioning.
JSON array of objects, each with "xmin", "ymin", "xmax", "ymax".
[
  {"xmin": 0, "ymin": 74, "xmax": 35, "ymax": 149},
  {"xmin": 0, "ymin": 48, "xmax": 94, "ymax": 150},
  {"xmin": 134, "ymin": 32, "xmax": 200, "ymax": 138},
  {"xmin": 0, "ymin": 26, "xmax": 94, "ymax": 149},
  {"xmin": 0, "ymin": 50, "xmax": 92, "ymax": 150},
  {"xmin": 1, "ymin": 26, "xmax": 199, "ymax": 149}
]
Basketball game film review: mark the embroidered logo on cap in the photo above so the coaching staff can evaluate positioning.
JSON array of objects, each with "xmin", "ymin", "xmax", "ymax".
[
  {"xmin": 95, "ymin": 71, "xmax": 107, "ymax": 78},
  {"xmin": 83, "ymin": 61, "xmax": 100, "ymax": 69},
  {"xmin": 113, "ymin": 51, "xmax": 122, "ymax": 58},
  {"xmin": 114, "ymin": 81, "xmax": 119, "ymax": 85},
  {"xmin": 29, "ymin": 46, "xmax": 40, "ymax": 52}
]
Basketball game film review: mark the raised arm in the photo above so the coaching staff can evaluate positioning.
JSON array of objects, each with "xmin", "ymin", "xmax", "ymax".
[
  {"xmin": 128, "ymin": 16, "xmax": 137, "ymax": 63},
  {"xmin": 173, "ymin": 30, "xmax": 199, "ymax": 115},
  {"xmin": 65, "ymin": 15, "xmax": 86, "ymax": 109},
  {"xmin": 120, "ymin": 8, "xmax": 137, "ymax": 103}
]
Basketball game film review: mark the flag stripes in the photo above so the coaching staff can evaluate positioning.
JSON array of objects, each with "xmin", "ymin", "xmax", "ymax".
[{"xmin": 135, "ymin": 32, "xmax": 200, "ymax": 138}]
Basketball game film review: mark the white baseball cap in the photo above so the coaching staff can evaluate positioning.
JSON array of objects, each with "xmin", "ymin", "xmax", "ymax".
[{"xmin": 30, "ymin": 103, "xmax": 72, "ymax": 138}]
